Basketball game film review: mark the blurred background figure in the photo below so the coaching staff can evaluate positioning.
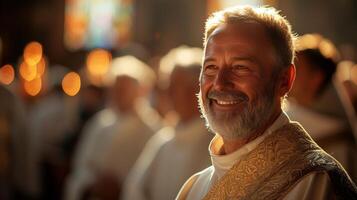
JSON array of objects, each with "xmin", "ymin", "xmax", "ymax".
[
  {"xmin": 0, "ymin": 85, "xmax": 28, "ymax": 200},
  {"xmin": 121, "ymin": 46, "xmax": 212, "ymax": 200},
  {"xmin": 149, "ymin": 55, "xmax": 178, "ymax": 127},
  {"xmin": 65, "ymin": 55, "xmax": 161, "ymax": 200},
  {"xmin": 336, "ymin": 61, "xmax": 357, "ymax": 134},
  {"xmin": 27, "ymin": 65, "xmax": 80, "ymax": 200},
  {"xmin": 61, "ymin": 81, "xmax": 106, "ymax": 173},
  {"xmin": 63, "ymin": 83, "xmax": 106, "ymax": 151},
  {"xmin": 284, "ymin": 33, "xmax": 357, "ymax": 181}
]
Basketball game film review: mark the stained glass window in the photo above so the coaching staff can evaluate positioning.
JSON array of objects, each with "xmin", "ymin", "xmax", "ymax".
[{"xmin": 64, "ymin": 0, "xmax": 133, "ymax": 50}]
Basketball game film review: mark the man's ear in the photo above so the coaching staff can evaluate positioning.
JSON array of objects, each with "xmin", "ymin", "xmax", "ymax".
[{"xmin": 278, "ymin": 64, "xmax": 296, "ymax": 96}]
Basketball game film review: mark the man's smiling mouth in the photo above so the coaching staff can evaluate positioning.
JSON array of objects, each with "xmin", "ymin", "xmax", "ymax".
[
  {"xmin": 210, "ymin": 98, "xmax": 247, "ymax": 110},
  {"xmin": 206, "ymin": 90, "xmax": 249, "ymax": 110},
  {"xmin": 215, "ymin": 100, "xmax": 241, "ymax": 105}
]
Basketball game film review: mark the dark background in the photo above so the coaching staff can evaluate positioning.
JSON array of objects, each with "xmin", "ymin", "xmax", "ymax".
[{"xmin": 1, "ymin": 0, "xmax": 357, "ymax": 70}]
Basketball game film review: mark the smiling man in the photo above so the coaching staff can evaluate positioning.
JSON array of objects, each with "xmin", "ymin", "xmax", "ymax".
[{"xmin": 176, "ymin": 5, "xmax": 357, "ymax": 200}]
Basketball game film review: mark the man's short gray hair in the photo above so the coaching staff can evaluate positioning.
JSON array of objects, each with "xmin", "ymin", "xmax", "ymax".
[{"xmin": 204, "ymin": 5, "xmax": 296, "ymax": 69}]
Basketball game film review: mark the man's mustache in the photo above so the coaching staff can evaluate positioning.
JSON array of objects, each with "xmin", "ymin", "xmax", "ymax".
[{"xmin": 207, "ymin": 90, "xmax": 249, "ymax": 102}]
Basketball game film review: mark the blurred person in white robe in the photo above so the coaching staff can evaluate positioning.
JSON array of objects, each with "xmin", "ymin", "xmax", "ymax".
[
  {"xmin": 285, "ymin": 34, "xmax": 357, "ymax": 180},
  {"xmin": 336, "ymin": 61, "xmax": 357, "ymax": 136},
  {"xmin": 65, "ymin": 56, "xmax": 161, "ymax": 200},
  {"xmin": 26, "ymin": 65, "xmax": 79, "ymax": 200},
  {"xmin": 121, "ymin": 46, "xmax": 212, "ymax": 200}
]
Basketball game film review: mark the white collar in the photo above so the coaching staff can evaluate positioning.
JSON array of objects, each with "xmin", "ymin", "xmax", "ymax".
[{"xmin": 209, "ymin": 112, "xmax": 290, "ymax": 179}]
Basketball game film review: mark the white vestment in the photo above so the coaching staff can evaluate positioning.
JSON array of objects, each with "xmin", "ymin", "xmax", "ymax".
[
  {"xmin": 28, "ymin": 92, "xmax": 78, "ymax": 197},
  {"xmin": 178, "ymin": 112, "xmax": 332, "ymax": 200},
  {"xmin": 65, "ymin": 105, "xmax": 158, "ymax": 200},
  {"xmin": 64, "ymin": 108, "xmax": 118, "ymax": 200},
  {"xmin": 121, "ymin": 118, "xmax": 212, "ymax": 200}
]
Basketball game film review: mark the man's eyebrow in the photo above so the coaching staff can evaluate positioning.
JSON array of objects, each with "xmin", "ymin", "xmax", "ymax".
[
  {"xmin": 231, "ymin": 56, "xmax": 255, "ymax": 62},
  {"xmin": 203, "ymin": 57, "xmax": 216, "ymax": 63}
]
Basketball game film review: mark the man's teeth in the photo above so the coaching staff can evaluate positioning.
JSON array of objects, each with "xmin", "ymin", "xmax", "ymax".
[{"xmin": 216, "ymin": 100, "xmax": 239, "ymax": 105}]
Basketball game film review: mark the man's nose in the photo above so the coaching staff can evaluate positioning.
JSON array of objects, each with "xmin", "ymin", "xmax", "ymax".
[{"xmin": 213, "ymin": 68, "xmax": 234, "ymax": 91}]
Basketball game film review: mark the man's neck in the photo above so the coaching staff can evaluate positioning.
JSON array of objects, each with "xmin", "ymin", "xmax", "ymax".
[{"xmin": 221, "ymin": 110, "xmax": 282, "ymax": 155}]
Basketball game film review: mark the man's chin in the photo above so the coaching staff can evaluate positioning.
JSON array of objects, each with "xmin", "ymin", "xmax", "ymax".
[
  {"xmin": 206, "ymin": 116, "xmax": 245, "ymax": 139},
  {"xmin": 210, "ymin": 124, "xmax": 250, "ymax": 141},
  {"xmin": 208, "ymin": 110, "xmax": 241, "ymax": 122}
]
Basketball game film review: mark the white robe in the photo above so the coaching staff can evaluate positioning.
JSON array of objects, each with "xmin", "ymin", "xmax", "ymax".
[
  {"xmin": 178, "ymin": 112, "xmax": 332, "ymax": 200},
  {"xmin": 64, "ymin": 108, "xmax": 118, "ymax": 200},
  {"xmin": 28, "ymin": 92, "xmax": 79, "ymax": 197},
  {"xmin": 122, "ymin": 118, "xmax": 212, "ymax": 200},
  {"xmin": 65, "ymin": 105, "xmax": 158, "ymax": 200}
]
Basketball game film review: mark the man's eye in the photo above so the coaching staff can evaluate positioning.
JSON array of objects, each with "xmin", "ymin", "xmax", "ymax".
[
  {"xmin": 204, "ymin": 65, "xmax": 218, "ymax": 75},
  {"xmin": 232, "ymin": 65, "xmax": 250, "ymax": 74}
]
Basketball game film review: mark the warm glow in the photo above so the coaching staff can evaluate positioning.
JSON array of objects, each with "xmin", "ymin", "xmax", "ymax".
[
  {"xmin": 23, "ymin": 41, "xmax": 43, "ymax": 66},
  {"xmin": 19, "ymin": 61, "xmax": 37, "ymax": 81},
  {"xmin": 319, "ymin": 40, "xmax": 338, "ymax": 60},
  {"xmin": 36, "ymin": 57, "xmax": 46, "ymax": 78},
  {"xmin": 65, "ymin": 14, "xmax": 87, "ymax": 50},
  {"xmin": 86, "ymin": 70, "xmax": 105, "ymax": 87},
  {"xmin": 297, "ymin": 34, "xmax": 321, "ymax": 50},
  {"xmin": 24, "ymin": 77, "xmax": 42, "ymax": 96},
  {"xmin": 86, "ymin": 49, "xmax": 112, "ymax": 76},
  {"xmin": 62, "ymin": 72, "xmax": 81, "ymax": 96},
  {"xmin": 297, "ymin": 34, "xmax": 339, "ymax": 60},
  {"xmin": 351, "ymin": 66, "xmax": 357, "ymax": 85},
  {"xmin": 0, "ymin": 64, "xmax": 15, "ymax": 85}
]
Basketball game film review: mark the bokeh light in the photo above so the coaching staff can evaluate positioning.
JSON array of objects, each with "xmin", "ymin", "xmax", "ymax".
[
  {"xmin": 24, "ymin": 77, "xmax": 42, "ymax": 96},
  {"xmin": 86, "ymin": 49, "xmax": 112, "ymax": 76},
  {"xmin": 36, "ymin": 57, "xmax": 46, "ymax": 78},
  {"xmin": 19, "ymin": 61, "xmax": 37, "ymax": 81},
  {"xmin": 0, "ymin": 64, "xmax": 15, "ymax": 85},
  {"xmin": 62, "ymin": 72, "xmax": 81, "ymax": 96},
  {"xmin": 23, "ymin": 41, "xmax": 43, "ymax": 66},
  {"xmin": 85, "ymin": 71, "xmax": 104, "ymax": 87}
]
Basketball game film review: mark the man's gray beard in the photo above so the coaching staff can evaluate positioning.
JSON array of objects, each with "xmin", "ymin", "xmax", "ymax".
[{"xmin": 198, "ymin": 88, "xmax": 276, "ymax": 140}]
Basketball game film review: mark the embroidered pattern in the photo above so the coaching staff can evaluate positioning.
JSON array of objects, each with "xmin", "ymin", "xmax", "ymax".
[{"xmin": 203, "ymin": 122, "xmax": 357, "ymax": 200}]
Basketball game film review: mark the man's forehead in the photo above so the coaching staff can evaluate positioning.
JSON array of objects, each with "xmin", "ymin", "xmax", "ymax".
[
  {"xmin": 204, "ymin": 42, "xmax": 254, "ymax": 60},
  {"xmin": 205, "ymin": 23, "xmax": 272, "ymax": 53},
  {"xmin": 209, "ymin": 21, "xmax": 268, "ymax": 41},
  {"xmin": 202, "ymin": 22, "xmax": 281, "ymax": 74}
]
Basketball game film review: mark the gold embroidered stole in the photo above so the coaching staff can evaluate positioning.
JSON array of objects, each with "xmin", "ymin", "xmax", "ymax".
[{"xmin": 203, "ymin": 122, "xmax": 356, "ymax": 200}]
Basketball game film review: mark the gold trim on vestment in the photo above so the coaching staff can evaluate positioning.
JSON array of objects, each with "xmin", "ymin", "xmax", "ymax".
[{"xmin": 203, "ymin": 122, "xmax": 357, "ymax": 200}]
